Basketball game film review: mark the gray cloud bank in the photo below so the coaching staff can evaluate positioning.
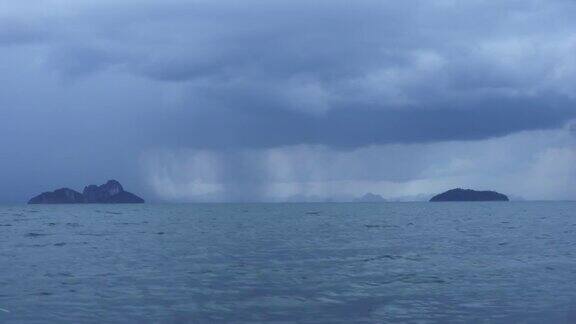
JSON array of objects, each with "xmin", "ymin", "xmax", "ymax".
[{"xmin": 0, "ymin": 0, "xmax": 575, "ymax": 201}]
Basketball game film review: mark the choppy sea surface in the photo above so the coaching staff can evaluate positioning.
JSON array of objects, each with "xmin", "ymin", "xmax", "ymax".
[{"xmin": 1, "ymin": 202, "xmax": 576, "ymax": 323}]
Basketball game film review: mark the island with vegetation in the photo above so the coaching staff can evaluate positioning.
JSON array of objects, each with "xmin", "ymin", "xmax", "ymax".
[
  {"xmin": 430, "ymin": 188, "xmax": 509, "ymax": 202},
  {"xmin": 28, "ymin": 180, "xmax": 144, "ymax": 204}
]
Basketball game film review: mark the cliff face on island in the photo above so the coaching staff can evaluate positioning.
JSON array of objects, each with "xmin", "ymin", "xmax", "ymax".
[
  {"xmin": 28, "ymin": 180, "xmax": 144, "ymax": 204},
  {"xmin": 82, "ymin": 180, "xmax": 134, "ymax": 203},
  {"xmin": 430, "ymin": 188, "xmax": 509, "ymax": 202}
]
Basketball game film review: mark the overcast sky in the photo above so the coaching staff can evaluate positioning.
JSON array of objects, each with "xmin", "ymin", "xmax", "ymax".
[{"xmin": 1, "ymin": 0, "xmax": 575, "ymax": 202}]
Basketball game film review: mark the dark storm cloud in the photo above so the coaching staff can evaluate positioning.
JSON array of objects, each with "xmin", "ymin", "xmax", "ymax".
[
  {"xmin": 27, "ymin": 0, "xmax": 575, "ymax": 148},
  {"xmin": 147, "ymin": 96, "xmax": 576, "ymax": 149}
]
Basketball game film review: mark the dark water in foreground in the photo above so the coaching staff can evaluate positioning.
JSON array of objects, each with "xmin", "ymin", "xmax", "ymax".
[{"xmin": 1, "ymin": 202, "xmax": 576, "ymax": 323}]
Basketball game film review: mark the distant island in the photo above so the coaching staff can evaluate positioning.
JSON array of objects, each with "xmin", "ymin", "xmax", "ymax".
[
  {"xmin": 28, "ymin": 180, "xmax": 145, "ymax": 204},
  {"xmin": 354, "ymin": 193, "xmax": 387, "ymax": 202},
  {"xmin": 430, "ymin": 188, "xmax": 509, "ymax": 202}
]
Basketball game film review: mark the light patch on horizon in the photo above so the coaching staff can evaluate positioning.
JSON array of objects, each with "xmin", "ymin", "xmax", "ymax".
[{"xmin": 142, "ymin": 127, "xmax": 576, "ymax": 202}]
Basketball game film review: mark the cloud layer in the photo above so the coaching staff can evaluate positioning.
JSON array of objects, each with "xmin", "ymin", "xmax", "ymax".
[{"xmin": 0, "ymin": 0, "xmax": 575, "ymax": 201}]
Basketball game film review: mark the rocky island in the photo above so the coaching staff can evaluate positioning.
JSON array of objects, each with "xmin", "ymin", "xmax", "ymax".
[
  {"xmin": 430, "ymin": 188, "xmax": 509, "ymax": 202},
  {"xmin": 354, "ymin": 193, "xmax": 387, "ymax": 202},
  {"xmin": 28, "ymin": 180, "xmax": 145, "ymax": 204}
]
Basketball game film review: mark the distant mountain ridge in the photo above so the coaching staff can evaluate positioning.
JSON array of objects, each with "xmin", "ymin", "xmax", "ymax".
[{"xmin": 28, "ymin": 180, "xmax": 144, "ymax": 204}]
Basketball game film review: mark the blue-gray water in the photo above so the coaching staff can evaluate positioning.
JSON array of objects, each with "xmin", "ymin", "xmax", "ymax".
[{"xmin": 1, "ymin": 202, "xmax": 576, "ymax": 323}]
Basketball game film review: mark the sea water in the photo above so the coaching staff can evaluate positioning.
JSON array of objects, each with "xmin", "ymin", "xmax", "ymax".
[{"xmin": 1, "ymin": 202, "xmax": 576, "ymax": 323}]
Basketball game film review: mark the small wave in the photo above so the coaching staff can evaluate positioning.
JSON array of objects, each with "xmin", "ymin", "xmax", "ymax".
[
  {"xmin": 364, "ymin": 255, "xmax": 403, "ymax": 262},
  {"xmin": 45, "ymin": 272, "xmax": 75, "ymax": 278},
  {"xmin": 25, "ymin": 233, "xmax": 50, "ymax": 238},
  {"xmin": 365, "ymin": 224, "xmax": 399, "ymax": 228},
  {"xmin": 396, "ymin": 274, "xmax": 447, "ymax": 284},
  {"xmin": 363, "ymin": 254, "xmax": 425, "ymax": 262},
  {"xmin": 77, "ymin": 233, "xmax": 108, "ymax": 237},
  {"xmin": 18, "ymin": 243, "xmax": 52, "ymax": 248}
]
